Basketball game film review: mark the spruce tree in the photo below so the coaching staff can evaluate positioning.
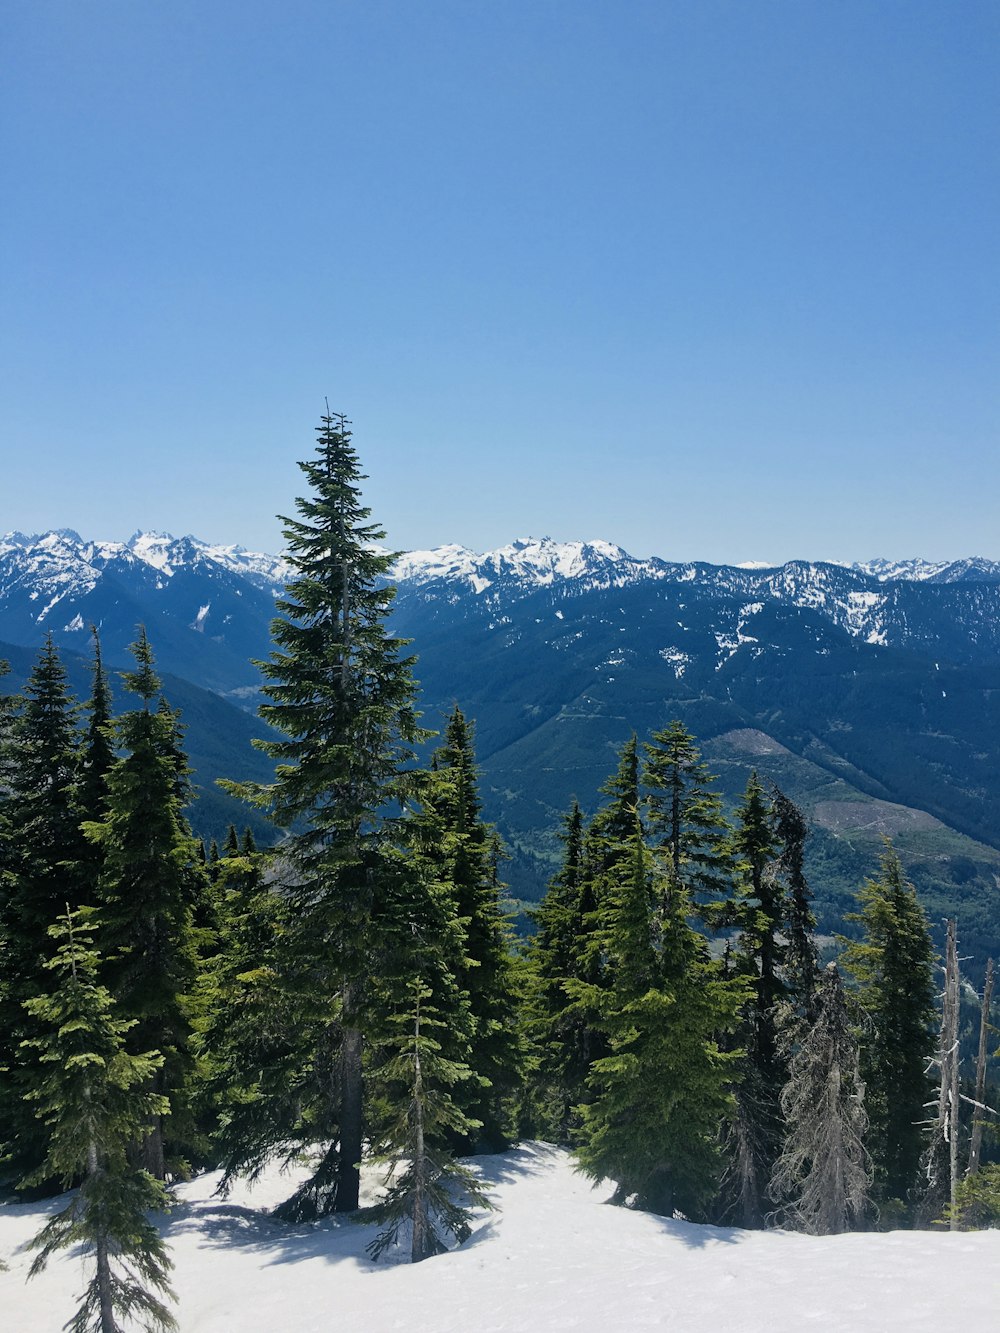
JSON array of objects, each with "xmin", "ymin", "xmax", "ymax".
[
  {"xmin": 768, "ymin": 963, "xmax": 872, "ymax": 1234},
  {"xmin": 21, "ymin": 910, "xmax": 176, "ymax": 1333},
  {"xmin": 527, "ymin": 801, "xmax": 594, "ymax": 1139},
  {"xmin": 227, "ymin": 411, "xmax": 424, "ymax": 1215},
  {"xmin": 641, "ymin": 719, "xmax": 732, "ymax": 923},
  {"xmin": 87, "ymin": 629, "xmax": 201, "ymax": 1179},
  {"xmin": 367, "ymin": 981, "xmax": 491, "ymax": 1263},
  {"xmin": 718, "ymin": 772, "xmax": 788, "ymax": 1227},
  {"xmin": 195, "ymin": 836, "xmax": 305, "ymax": 1193},
  {"xmin": 414, "ymin": 707, "xmax": 521, "ymax": 1150},
  {"xmin": 1, "ymin": 638, "xmax": 88, "ymax": 1180},
  {"xmin": 575, "ymin": 828, "xmax": 742, "ymax": 1218},
  {"xmin": 840, "ymin": 840, "xmax": 936, "ymax": 1209}
]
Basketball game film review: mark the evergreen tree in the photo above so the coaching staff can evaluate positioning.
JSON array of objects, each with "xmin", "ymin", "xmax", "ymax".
[
  {"xmin": 641, "ymin": 719, "xmax": 732, "ymax": 923},
  {"xmin": 415, "ymin": 707, "xmax": 521, "ymax": 1150},
  {"xmin": 195, "ymin": 838, "xmax": 304, "ymax": 1194},
  {"xmin": 840, "ymin": 840, "xmax": 936, "ymax": 1208},
  {"xmin": 1, "ymin": 638, "xmax": 88, "ymax": 1179},
  {"xmin": 367, "ymin": 981, "xmax": 491, "ymax": 1263},
  {"xmin": 719, "ymin": 773, "xmax": 787, "ymax": 1227},
  {"xmin": 769, "ymin": 963, "xmax": 872, "ymax": 1234},
  {"xmin": 226, "ymin": 411, "xmax": 424, "ymax": 1215},
  {"xmin": 87, "ymin": 629, "xmax": 202, "ymax": 1179},
  {"xmin": 527, "ymin": 801, "xmax": 594, "ymax": 1139},
  {"xmin": 21, "ymin": 909, "xmax": 176, "ymax": 1333},
  {"xmin": 575, "ymin": 828, "xmax": 742, "ymax": 1218},
  {"xmin": 770, "ymin": 785, "xmax": 819, "ymax": 1024}
]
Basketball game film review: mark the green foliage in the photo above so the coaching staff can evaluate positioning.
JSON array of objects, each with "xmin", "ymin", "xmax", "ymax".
[
  {"xmin": 218, "ymin": 413, "xmax": 427, "ymax": 1215},
  {"xmin": 840, "ymin": 839, "xmax": 936, "ymax": 1207},
  {"xmin": 366, "ymin": 981, "xmax": 491, "ymax": 1263},
  {"xmin": 22, "ymin": 910, "xmax": 176, "ymax": 1333},
  {"xmin": 413, "ymin": 707, "xmax": 523, "ymax": 1149},
  {"xmin": 1, "ymin": 638, "xmax": 89, "ymax": 1180},
  {"xmin": 575, "ymin": 829, "xmax": 743, "ymax": 1219},
  {"xmin": 945, "ymin": 1164, "xmax": 1000, "ymax": 1229},
  {"xmin": 87, "ymin": 630, "xmax": 203, "ymax": 1178}
]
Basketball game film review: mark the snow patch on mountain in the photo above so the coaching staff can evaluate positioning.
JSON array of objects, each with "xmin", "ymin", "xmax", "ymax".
[{"xmin": 392, "ymin": 537, "xmax": 667, "ymax": 595}]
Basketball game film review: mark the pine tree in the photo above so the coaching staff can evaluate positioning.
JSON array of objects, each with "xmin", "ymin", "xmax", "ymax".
[
  {"xmin": 1, "ymin": 638, "xmax": 89, "ymax": 1180},
  {"xmin": 21, "ymin": 909, "xmax": 176, "ymax": 1333},
  {"xmin": 642, "ymin": 719, "xmax": 732, "ymax": 924},
  {"xmin": 771, "ymin": 785, "xmax": 819, "ymax": 1024},
  {"xmin": 840, "ymin": 840, "xmax": 936, "ymax": 1208},
  {"xmin": 527, "ymin": 801, "xmax": 594, "ymax": 1139},
  {"xmin": 226, "ymin": 411, "xmax": 424, "ymax": 1215},
  {"xmin": 415, "ymin": 707, "xmax": 521, "ymax": 1150},
  {"xmin": 87, "ymin": 629, "xmax": 201, "ymax": 1180},
  {"xmin": 367, "ymin": 981, "xmax": 491, "ymax": 1263},
  {"xmin": 195, "ymin": 836, "xmax": 304, "ymax": 1193},
  {"xmin": 575, "ymin": 828, "xmax": 742, "ymax": 1218},
  {"xmin": 719, "ymin": 772, "xmax": 788, "ymax": 1227},
  {"xmin": 769, "ymin": 963, "xmax": 872, "ymax": 1234}
]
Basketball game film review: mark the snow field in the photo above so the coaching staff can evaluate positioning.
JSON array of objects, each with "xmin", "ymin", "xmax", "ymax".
[{"xmin": 2, "ymin": 1143, "xmax": 998, "ymax": 1332}]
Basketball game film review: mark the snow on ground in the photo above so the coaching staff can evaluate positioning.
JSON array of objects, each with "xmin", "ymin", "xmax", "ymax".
[{"xmin": 2, "ymin": 1144, "xmax": 998, "ymax": 1332}]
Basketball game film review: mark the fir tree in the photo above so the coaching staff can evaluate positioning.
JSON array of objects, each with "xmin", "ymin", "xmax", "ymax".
[
  {"xmin": 366, "ymin": 981, "xmax": 491, "ymax": 1263},
  {"xmin": 226, "ymin": 411, "xmax": 424, "ymax": 1215},
  {"xmin": 770, "ymin": 785, "xmax": 818, "ymax": 1024},
  {"xmin": 194, "ymin": 838, "xmax": 305, "ymax": 1194},
  {"xmin": 21, "ymin": 909, "xmax": 176, "ymax": 1333},
  {"xmin": 415, "ymin": 707, "xmax": 521, "ymax": 1150},
  {"xmin": 87, "ymin": 629, "xmax": 201, "ymax": 1179},
  {"xmin": 575, "ymin": 828, "xmax": 742, "ymax": 1218},
  {"xmin": 768, "ymin": 963, "xmax": 872, "ymax": 1234},
  {"xmin": 840, "ymin": 840, "xmax": 936, "ymax": 1208},
  {"xmin": 641, "ymin": 719, "xmax": 732, "ymax": 923},
  {"xmin": 527, "ymin": 801, "xmax": 594, "ymax": 1139},
  {"xmin": 719, "ymin": 772, "xmax": 786, "ymax": 1227},
  {"xmin": 1, "ymin": 638, "xmax": 88, "ymax": 1179}
]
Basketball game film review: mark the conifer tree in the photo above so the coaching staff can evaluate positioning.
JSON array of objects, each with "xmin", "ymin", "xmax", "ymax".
[
  {"xmin": 22, "ymin": 910, "xmax": 176, "ymax": 1333},
  {"xmin": 75, "ymin": 631, "xmax": 116, "ymax": 931},
  {"xmin": 768, "ymin": 963, "xmax": 872, "ymax": 1234},
  {"xmin": 226, "ymin": 411, "xmax": 424, "ymax": 1215},
  {"xmin": 575, "ymin": 828, "xmax": 742, "ymax": 1218},
  {"xmin": 1, "ymin": 638, "xmax": 88, "ymax": 1179},
  {"xmin": 527, "ymin": 801, "xmax": 595, "ymax": 1139},
  {"xmin": 718, "ymin": 773, "xmax": 788, "ymax": 1227},
  {"xmin": 771, "ymin": 786, "xmax": 819, "ymax": 1024},
  {"xmin": 195, "ymin": 836, "xmax": 305, "ymax": 1193},
  {"xmin": 415, "ymin": 707, "xmax": 521, "ymax": 1149},
  {"xmin": 840, "ymin": 840, "xmax": 935, "ymax": 1208},
  {"xmin": 367, "ymin": 981, "xmax": 491, "ymax": 1263},
  {"xmin": 87, "ymin": 629, "xmax": 201, "ymax": 1179},
  {"xmin": 641, "ymin": 720, "xmax": 732, "ymax": 923}
]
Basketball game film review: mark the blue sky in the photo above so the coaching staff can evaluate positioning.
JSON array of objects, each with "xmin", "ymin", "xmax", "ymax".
[{"xmin": 2, "ymin": 1, "xmax": 997, "ymax": 562}]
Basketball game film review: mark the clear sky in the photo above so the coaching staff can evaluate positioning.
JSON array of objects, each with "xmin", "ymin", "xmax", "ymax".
[{"xmin": 2, "ymin": 1, "xmax": 997, "ymax": 563}]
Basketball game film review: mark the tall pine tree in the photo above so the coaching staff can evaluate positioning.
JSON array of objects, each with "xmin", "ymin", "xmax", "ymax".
[
  {"xmin": 227, "ymin": 411, "xmax": 424, "ymax": 1215},
  {"xmin": 840, "ymin": 839, "xmax": 935, "ymax": 1209},
  {"xmin": 87, "ymin": 629, "xmax": 202, "ymax": 1180}
]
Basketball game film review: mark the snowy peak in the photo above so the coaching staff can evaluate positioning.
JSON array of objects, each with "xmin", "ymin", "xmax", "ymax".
[
  {"xmin": 0, "ymin": 529, "xmax": 292, "ymax": 592},
  {"xmin": 853, "ymin": 557, "xmax": 1000, "ymax": 584},
  {"xmin": 391, "ymin": 537, "xmax": 666, "ymax": 595}
]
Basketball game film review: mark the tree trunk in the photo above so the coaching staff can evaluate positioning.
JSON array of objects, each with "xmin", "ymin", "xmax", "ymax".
[
  {"xmin": 87, "ymin": 1136, "xmax": 115, "ymax": 1333},
  {"xmin": 411, "ymin": 1005, "xmax": 431, "ymax": 1262},
  {"xmin": 337, "ymin": 1020, "xmax": 363, "ymax": 1212}
]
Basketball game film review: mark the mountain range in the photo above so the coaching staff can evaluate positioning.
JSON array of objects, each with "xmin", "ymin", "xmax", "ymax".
[{"xmin": 3, "ymin": 529, "xmax": 1000, "ymax": 964}]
